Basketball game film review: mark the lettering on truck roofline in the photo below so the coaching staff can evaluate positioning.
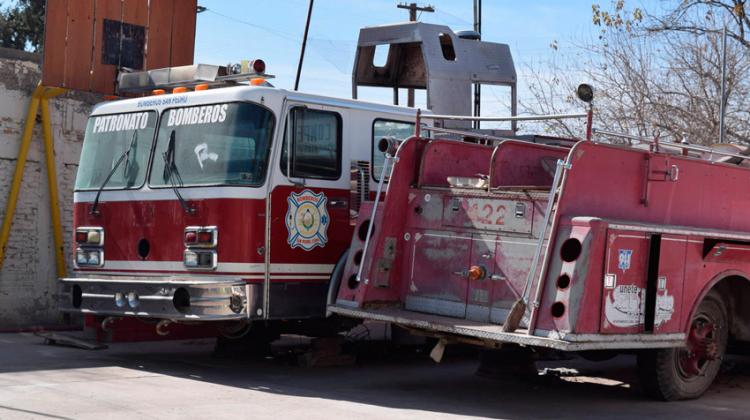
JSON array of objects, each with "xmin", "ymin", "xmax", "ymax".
[
  {"xmin": 136, "ymin": 95, "xmax": 188, "ymax": 108},
  {"xmin": 167, "ymin": 104, "xmax": 228, "ymax": 127},
  {"xmin": 92, "ymin": 112, "xmax": 150, "ymax": 133}
]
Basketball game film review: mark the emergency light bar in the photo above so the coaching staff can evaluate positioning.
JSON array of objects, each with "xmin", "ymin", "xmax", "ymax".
[{"xmin": 117, "ymin": 63, "xmax": 275, "ymax": 94}]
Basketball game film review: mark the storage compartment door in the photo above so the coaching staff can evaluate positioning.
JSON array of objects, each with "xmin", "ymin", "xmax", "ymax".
[
  {"xmin": 405, "ymin": 230, "xmax": 471, "ymax": 318},
  {"xmin": 601, "ymin": 231, "xmax": 649, "ymax": 334}
]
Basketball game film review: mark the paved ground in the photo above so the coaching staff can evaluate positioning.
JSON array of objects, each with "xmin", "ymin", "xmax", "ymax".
[{"xmin": 1, "ymin": 332, "xmax": 749, "ymax": 419}]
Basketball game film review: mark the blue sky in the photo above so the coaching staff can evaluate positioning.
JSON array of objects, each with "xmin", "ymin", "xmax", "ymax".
[{"xmin": 194, "ymin": 1, "xmax": 603, "ymax": 112}]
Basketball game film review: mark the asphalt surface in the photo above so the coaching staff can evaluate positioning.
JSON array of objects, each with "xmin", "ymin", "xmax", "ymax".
[{"xmin": 0, "ymin": 332, "xmax": 749, "ymax": 419}]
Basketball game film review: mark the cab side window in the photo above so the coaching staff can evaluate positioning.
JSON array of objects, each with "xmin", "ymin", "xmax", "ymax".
[{"xmin": 282, "ymin": 107, "xmax": 342, "ymax": 180}]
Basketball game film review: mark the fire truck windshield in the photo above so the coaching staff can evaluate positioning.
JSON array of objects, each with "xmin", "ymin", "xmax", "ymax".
[
  {"xmin": 150, "ymin": 102, "xmax": 275, "ymax": 187},
  {"xmin": 75, "ymin": 111, "xmax": 157, "ymax": 190}
]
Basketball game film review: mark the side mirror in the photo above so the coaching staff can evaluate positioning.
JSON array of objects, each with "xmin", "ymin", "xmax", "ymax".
[{"xmin": 576, "ymin": 84, "xmax": 594, "ymax": 103}]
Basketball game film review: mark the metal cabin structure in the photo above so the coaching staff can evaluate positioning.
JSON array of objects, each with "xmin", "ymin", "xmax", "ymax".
[{"xmin": 352, "ymin": 22, "xmax": 517, "ymax": 129}]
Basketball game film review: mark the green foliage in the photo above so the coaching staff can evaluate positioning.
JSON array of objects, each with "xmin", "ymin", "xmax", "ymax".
[{"xmin": 0, "ymin": 0, "xmax": 45, "ymax": 52}]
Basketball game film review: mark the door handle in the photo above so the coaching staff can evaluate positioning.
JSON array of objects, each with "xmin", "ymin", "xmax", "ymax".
[{"xmin": 328, "ymin": 198, "xmax": 348, "ymax": 208}]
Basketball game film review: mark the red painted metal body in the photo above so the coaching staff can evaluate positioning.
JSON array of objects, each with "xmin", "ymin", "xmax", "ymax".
[
  {"xmin": 61, "ymin": 85, "xmax": 422, "ymax": 341},
  {"xmin": 331, "ymin": 135, "xmax": 750, "ymax": 351}
]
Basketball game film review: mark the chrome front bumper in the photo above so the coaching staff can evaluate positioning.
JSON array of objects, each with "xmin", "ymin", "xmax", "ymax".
[{"xmin": 60, "ymin": 276, "xmax": 263, "ymax": 321}]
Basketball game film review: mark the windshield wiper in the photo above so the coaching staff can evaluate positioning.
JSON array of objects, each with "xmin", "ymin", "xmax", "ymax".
[
  {"xmin": 90, "ymin": 131, "xmax": 137, "ymax": 215},
  {"xmin": 163, "ymin": 130, "xmax": 195, "ymax": 214}
]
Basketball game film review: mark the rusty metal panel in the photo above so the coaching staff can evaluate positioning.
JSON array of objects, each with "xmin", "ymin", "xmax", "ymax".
[
  {"xmin": 64, "ymin": 0, "xmax": 95, "ymax": 91},
  {"xmin": 145, "ymin": 0, "xmax": 174, "ymax": 70},
  {"xmin": 123, "ymin": 0, "xmax": 148, "ymax": 25},
  {"xmin": 41, "ymin": 0, "xmax": 68, "ymax": 88},
  {"xmin": 442, "ymin": 196, "xmax": 533, "ymax": 234},
  {"xmin": 41, "ymin": 0, "xmax": 196, "ymax": 94},
  {"xmin": 91, "ymin": 0, "xmax": 122, "ymax": 94},
  {"xmin": 404, "ymin": 230, "xmax": 471, "ymax": 318},
  {"xmin": 170, "ymin": 0, "xmax": 197, "ymax": 65}
]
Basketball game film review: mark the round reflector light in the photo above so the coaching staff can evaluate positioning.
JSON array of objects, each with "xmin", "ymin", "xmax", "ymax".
[{"xmin": 252, "ymin": 59, "xmax": 266, "ymax": 74}]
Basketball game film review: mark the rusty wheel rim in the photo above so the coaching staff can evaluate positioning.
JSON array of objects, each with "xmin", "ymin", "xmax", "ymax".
[{"xmin": 677, "ymin": 314, "xmax": 720, "ymax": 379}]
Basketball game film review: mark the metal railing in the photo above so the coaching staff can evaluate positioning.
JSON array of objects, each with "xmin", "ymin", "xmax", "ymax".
[
  {"xmin": 414, "ymin": 111, "xmax": 590, "ymax": 144},
  {"xmin": 594, "ymin": 128, "xmax": 750, "ymax": 161},
  {"xmin": 419, "ymin": 112, "xmax": 588, "ymax": 122}
]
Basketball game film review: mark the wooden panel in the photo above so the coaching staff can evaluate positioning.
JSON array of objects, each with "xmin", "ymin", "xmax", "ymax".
[
  {"xmin": 145, "ymin": 0, "xmax": 174, "ymax": 69},
  {"xmin": 42, "ymin": 0, "xmax": 196, "ymax": 94},
  {"xmin": 41, "ymin": 0, "xmax": 68, "ymax": 88},
  {"xmin": 64, "ymin": 0, "xmax": 95, "ymax": 90},
  {"xmin": 91, "ymin": 0, "xmax": 122, "ymax": 94},
  {"xmin": 170, "ymin": 0, "xmax": 197, "ymax": 66}
]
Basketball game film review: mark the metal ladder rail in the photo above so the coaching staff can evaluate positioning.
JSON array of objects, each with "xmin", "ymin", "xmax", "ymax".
[{"xmin": 502, "ymin": 157, "xmax": 571, "ymax": 333}]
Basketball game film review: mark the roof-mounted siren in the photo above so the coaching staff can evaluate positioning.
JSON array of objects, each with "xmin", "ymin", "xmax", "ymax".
[
  {"xmin": 117, "ymin": 60, "xmax": 275, "ymax": 95},
  {"xmin": 352, "ymin": 22, "xmax": 517, "ymax": 130}
]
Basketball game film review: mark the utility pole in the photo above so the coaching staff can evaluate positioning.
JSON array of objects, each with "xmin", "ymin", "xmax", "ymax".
[
  {"xmin": 397, "ymin": 2, "xmax": 434, "ymax": 107},
  {"xmin": 473, "ymin": 0, "xmax": 482, "ymax": 129},
  {"xmin": 295, "ymin": 0, "xmax": 314, "ymax": 91}
]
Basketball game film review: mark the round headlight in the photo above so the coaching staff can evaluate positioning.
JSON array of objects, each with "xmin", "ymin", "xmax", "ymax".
[
  {"xmin": 127, "ymin": 292, "xmax": 140, "ymax": 308},
  {"xmin": 114, "ymin": 292, "xmax": 126, "ymax": 308}
]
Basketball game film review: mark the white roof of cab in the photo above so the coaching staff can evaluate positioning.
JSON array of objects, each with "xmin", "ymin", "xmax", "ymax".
[{"xmin": 91, "ymin": 85, "xmax": 422, "ymax": 118}]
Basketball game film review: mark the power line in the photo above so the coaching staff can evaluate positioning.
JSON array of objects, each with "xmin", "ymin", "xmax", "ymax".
[{"xmin": 201, "ymin": 8, "xmax": 351, "ymax": 75}]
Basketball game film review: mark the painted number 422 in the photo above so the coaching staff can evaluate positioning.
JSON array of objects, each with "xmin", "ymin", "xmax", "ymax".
[{"xmin": 471, "ymin": 203, "xmax": 507, "ymax": 225}]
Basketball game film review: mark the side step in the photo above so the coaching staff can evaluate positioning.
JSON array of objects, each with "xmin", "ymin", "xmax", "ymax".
[
  {"xmin": 35, "ymin": 331, "xmax": 108, "ymax": 350},
  {"xmin": 328, "ymin": 305, "xmax": 685, "ymax": 351}
]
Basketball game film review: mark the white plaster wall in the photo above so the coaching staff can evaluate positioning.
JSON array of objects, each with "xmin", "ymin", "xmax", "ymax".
[{"xmin": 0, "ymin": 48, "xmax": 96, "ymax": 329}]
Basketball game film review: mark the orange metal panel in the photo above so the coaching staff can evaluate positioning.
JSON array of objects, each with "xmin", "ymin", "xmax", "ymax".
[
  {"xmin": 145, "ymin": 0, "xmax": 174, "ymax": 70},
  {"xmin": 91, "ymin": 0, "xmax": 122, "ymax": 95},
  {"xmin": 41, "ymin": 0, "xmax": 68, "ymax": 88},
  {"xmin": 170, "ymin": 0, "xmax": 197, "ymax": 66},
  {"xmin": 64, "ymin": 0, "xmax": 95, "ymax": 91}
]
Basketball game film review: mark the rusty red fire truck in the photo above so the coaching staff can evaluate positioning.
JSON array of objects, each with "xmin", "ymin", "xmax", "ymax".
[
  {"xmin": 60, "ymin": 22, "xmax": 518, "ymax": 340},
  {"xmin": 329, "ymin": 84, "xmax": 750, "ymax": 400}
]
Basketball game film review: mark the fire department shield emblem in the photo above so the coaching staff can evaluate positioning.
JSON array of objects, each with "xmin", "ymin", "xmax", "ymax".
[{"xmin": 285, "ymin": 189, "xmax": 329, "ymax": 251}]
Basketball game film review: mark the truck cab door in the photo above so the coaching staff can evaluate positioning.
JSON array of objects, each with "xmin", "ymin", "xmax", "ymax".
[{"xmin": 266, "ymin": 104, "xmax": 352, "ymax": 319}]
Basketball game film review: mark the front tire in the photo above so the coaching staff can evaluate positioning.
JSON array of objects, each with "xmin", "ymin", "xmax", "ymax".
[{"xmin": 637, "ymin": 291, "xmax": 728, "ymax": 400}]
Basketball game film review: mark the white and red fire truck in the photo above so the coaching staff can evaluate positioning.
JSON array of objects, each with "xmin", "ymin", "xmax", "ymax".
[
  {"xmin": 60, "ymin": 22, "xmax": 518, "ymax": 340},
  {"xmin": 329, "ymin": 84, "xmax": 750, "ymax": 400}
]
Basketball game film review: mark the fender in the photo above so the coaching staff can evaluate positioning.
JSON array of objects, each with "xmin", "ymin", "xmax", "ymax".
[
  {"xmin": 325, "ymin": 249, "xmax": 349, "ymax": 316},
  {"xmin": 684, "ymin": 268, "xmax": 750, "ymax": 333}
]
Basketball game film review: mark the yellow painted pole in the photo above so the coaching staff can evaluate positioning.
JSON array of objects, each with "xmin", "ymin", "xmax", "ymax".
[
  {"xmin": 40, "ymin": 95, "xmax": 67, "ymax": 278},
  {"xmin": 0, "ymin": 84, "xmax": 43, "ymax": 269}
]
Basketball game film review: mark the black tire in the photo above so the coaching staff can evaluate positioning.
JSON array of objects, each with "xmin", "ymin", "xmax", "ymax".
[
  {"xmin": 637, "ymin": 291, "xmax": 728, "ymax": 401},
  {"xmin": 214, "ymin": 322, "xmax": 281, "ymax": 357},
  {"xmin": 578, "ymin": 350, "xmax": 618, "ymax": 362}
]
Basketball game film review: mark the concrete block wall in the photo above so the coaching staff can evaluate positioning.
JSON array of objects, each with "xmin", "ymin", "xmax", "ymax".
[{"xmin": 0, "ymin": 47, "xmax": 97, "ymax": 329}]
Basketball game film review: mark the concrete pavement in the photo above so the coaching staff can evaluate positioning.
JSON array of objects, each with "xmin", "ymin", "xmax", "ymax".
[{"xmin": 0, "ymin": 333, "xmax": 748, "ymax": 419}]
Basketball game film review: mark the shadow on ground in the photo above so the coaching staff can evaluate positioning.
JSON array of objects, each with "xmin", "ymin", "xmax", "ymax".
[{"xmin": 1, "ymin": 332, "xmax": 749, "ymax": 419}]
